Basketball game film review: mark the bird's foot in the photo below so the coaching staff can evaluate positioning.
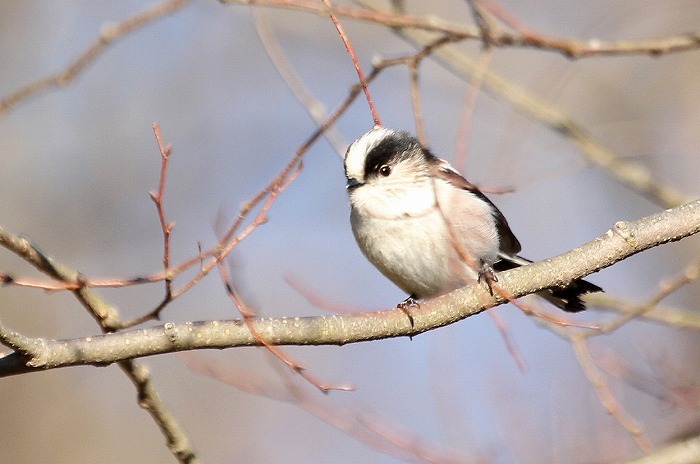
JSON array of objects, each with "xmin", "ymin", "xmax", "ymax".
[
  {"xmin": 477, "ymin": 262, "xmax": 498, "ymax": 296},
  {"xmin": 397, "ymin": 295, "xmax": 419, "ymax": 328}
]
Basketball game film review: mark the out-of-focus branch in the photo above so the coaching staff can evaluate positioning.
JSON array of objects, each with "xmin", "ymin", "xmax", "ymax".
[
  {"xmin": 537, "ymin": 251, "xmax": 700, "ymax": 452},
  {"xmin": 572, "ymin": 336, "xmax": 652, "ymax": 452},
  {"xmin": 595, "ymin": 254, "xmax": 700, "ymax": 334},
  {"xmin": 180, "ymin": 353, "xmax": 485, "ymax": 463},
  {"xmin": 1, "ymin": 199, "xmax": 698, "ymax": 377},
  {"xmin": 253, "ymin": 9, "xmax": 348, "ymax": 156},
  {"xmin": 587, "ymin": 293, "xmax": 700, "ymax": 331},
  {"xmin": 217, "ymin": 259, "xmax": 352, "ymax": 393},
  {"xmin": 0, "ymin": 0, "xmax": 190, "ymax": 117},
  {"xmin": 620, "ymin": 433, "xmax": 700, "ymax": 464}
]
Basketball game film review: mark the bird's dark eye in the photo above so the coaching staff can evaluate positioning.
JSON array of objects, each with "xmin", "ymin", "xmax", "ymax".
[{"xmin": 379, "ymin": 165, "xmax": 391, "ymax": 177}]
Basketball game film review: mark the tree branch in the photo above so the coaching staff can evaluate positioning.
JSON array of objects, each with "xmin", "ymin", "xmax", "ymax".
[
  {"xmin": 223, "ymin": 0, "xmax": 700, "ymax": 58},
  {"xmin": 1, "ymin": 199, "xmax": 698, "ymax": 378},
  {"xmin": 0, "ymin": 217, "xmax": 198, "ymax": 463},
  {"xmin": 621, "ymin": 433, "xmax": 700, "ymax": 464}
]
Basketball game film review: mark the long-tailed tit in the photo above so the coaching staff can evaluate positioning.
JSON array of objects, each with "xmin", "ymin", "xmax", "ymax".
[{"xmin": 344, "ymin": 126, "xmax": 601, "ymax": 312}]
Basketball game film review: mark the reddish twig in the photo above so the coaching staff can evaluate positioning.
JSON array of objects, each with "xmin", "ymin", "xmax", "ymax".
[
  {"xmin": 487, "ymin": 311, "xmax": 527, "ymax": 372},
  {"xmin": 136, "ymin": 122, "xmax": 177, "ymax": 323},
  {"xmin": 182, "ymin": 351, "xmax": 481, "ymax": 463},
  {"xmin": 150, "ymin": 122, "xmax": 175, "ymax": 281},
  {"xmin": 217, "ymin": 260, "xmax": 352, "ymax": 393},
  {"xmin": 321, "ymin": 0, "xmax": 382, "ymax": 126},
  {"xmin": 407, "ymin": 61, "xmax": 427, "ymax": 145},
  {"xmin": 453, "ymin": 47, "xmax": 493, "ymax": 173},
  {"xmin": 572, "ymin": 336, "xmax": 653, "ymax": 453},
  {"xmin": 510, "ymin": 297, "xmax": 598, "ymax": 329},
  {"xmin": 403, "ymin": 35, "xmax": 457, "ymax": 144},
  {"xmin": 120, "ymin": 131, "xmax": 304, "ymax": 328},
  {"xmin": 284, "ymin": 275, "xmax": 372, "ymax": 314}
]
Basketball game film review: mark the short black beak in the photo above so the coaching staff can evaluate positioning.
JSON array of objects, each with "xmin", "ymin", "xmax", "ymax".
[{"xmin": 346, "ymin": 178, "xmax": 362, "ymax": 189}]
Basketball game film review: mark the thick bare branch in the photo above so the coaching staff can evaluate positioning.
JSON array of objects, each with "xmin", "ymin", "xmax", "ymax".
[
  {"xmin": 1, "ymin": 199, "xmax": 698, "ymax": 377},
  {"xmin": 0, "ymin": 225, "xmax": 198, "ymax": 463}
]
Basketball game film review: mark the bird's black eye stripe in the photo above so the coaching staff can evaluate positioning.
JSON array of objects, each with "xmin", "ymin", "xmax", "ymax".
[{"xmin": 364, "ymin": 132, "xmax": 415, "ymax": 178}]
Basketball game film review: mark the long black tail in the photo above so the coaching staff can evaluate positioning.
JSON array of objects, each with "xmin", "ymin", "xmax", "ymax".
[{"xmin": 494, "ymin": 254, "xmax": 602, "ymax": 313}]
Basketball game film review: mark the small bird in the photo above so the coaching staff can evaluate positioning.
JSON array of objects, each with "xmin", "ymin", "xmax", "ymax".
[{"xmin": 344, "ymin": 126, "xmax": 601, "ymax": 313}]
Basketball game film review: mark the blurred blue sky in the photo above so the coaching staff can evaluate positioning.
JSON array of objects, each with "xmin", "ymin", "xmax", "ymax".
[{"xmin": 0, "ymin": 1, "xmax": 699, "ymax": 463}]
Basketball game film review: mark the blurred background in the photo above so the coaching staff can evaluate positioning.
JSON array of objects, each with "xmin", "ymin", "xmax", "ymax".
[{"xmin": 0, "ymin": 1, "xmax": 699, "ymax": 462}]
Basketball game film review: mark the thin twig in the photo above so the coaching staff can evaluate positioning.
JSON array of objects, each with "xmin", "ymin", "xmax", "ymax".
[
  {"xmin": 596, "ymin": 254, "xmax": 700, "ymax": 335},
  {"xmin": 586, "ymin": 293, "xmax": 700, "ymax": 331},
  {"xmin": 487, "ymin": 311, "xmax": 527, "ymax": 372},
  {"xmin": 401, "ymin": 34, "xmax": 457, "ymax": 144},
  {"xmin": 217, "ymin": 261, "xmax": 352, "ymax": 393},
  {"xmin": 321, "ymin": 0, "xmax": 381, "ymax": 126},
  {"xmin": 572, "ymin": 336, "xmax": 652, "ymax": 452},
  {"xmin": 453, "ymin": 46, "xmax": 492, "ymax": 173},
  {"xmin": 145, "ymin": 122, "xmax": 176, "ymax": 322},
  {"xmin": 120, "ymin": 134, "xmax": 304, "ymax": 327}
]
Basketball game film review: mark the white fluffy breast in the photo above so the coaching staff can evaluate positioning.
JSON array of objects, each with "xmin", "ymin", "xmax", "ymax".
[{"xmin": 350, "ymin": 177, "xmax": 500, "ymax": 298}]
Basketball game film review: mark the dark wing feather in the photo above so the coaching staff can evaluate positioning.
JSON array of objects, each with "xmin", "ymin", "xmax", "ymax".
[
  {"xmin": 495, "ymin": 254, "xmax": 603, "ymax": 312},
  {"xmin": 424, "ymin": 151, "xmax": 601, "ymax": 312}
]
